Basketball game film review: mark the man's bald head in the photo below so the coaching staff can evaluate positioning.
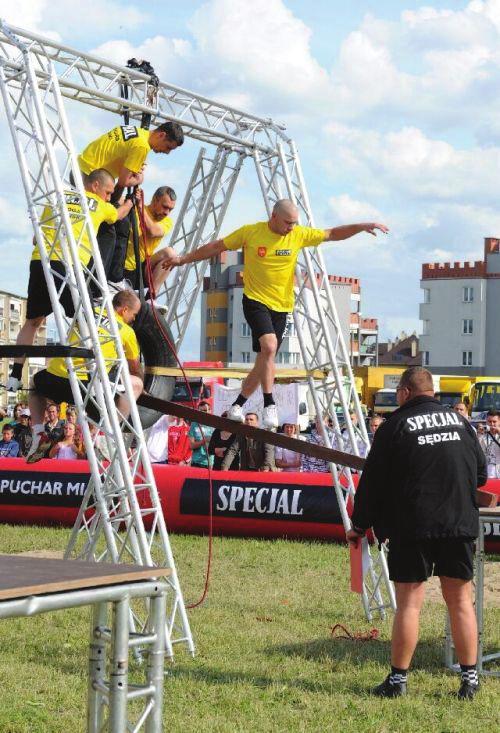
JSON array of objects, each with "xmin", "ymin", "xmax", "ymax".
[
  {"xmin": 85, "ymin": 168, "xmax": 115, "ymax": 202},
  {"xmin": 269, "ymin": 198, "xmax": 299, "ymax": 235},
  {"xmin": 397, "ymin": 367, "xmax": 434, "ymax": 406}
]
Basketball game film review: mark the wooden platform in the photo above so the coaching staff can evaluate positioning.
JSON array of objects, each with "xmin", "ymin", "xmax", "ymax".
[{"xmin": 0, "ymin": 555, "xmax": 171, "ymax": 601}]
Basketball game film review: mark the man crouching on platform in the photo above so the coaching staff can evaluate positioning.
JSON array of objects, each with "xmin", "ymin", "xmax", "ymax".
[
  {"xmin": 26, "ymin": 290, "xmax": 143, "ymax": 463},
  {"xmin": 346, "ymin": 366, "xmax": 487, "ymax": 700}
]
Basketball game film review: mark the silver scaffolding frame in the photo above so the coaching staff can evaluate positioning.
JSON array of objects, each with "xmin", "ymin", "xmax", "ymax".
[
  {"xmin": 0, "ymin": 20, "xmax": 194, "ymax": 666},
  {"xmin": 0, "ymin": 21, "xmax": 395, "ymax": 619}
]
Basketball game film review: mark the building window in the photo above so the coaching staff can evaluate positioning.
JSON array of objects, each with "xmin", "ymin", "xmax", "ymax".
[
  {"xmin": 289, "ymin": 352, "xmax": 300, "ymax": 365},
  {"xmin": 422, "ymin": 320, "xmax": 430, "ymax": 336},
  {"xmin": 241, "ymin": 322, "xmax": 251, "ymax": 337},
  {"xmin": 241, "ymin": 352, "xmax": 251, "ymax": 363},
  {"xmin": 462, "ymin": 351, "xmax": 472, "ymax": 367},
  {"xmin": 463, "ymin": 286, "xmax": 474, "ymax": 303},
  {"xmin": 462, "ymin": 319, "xmax": 473, "ymax": 335},
  {"xmin": 422, "ymin": 351, "xmax": 430, "ymax": 366},
  {"xmin": 423, "ymin": 288, "xmax": 430, "ymax": 304}
]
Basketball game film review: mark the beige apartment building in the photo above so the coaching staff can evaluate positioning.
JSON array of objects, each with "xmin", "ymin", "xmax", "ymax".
[{"xmin": 0, "ymin": 290, "xmax": 47, "ymax": 409}]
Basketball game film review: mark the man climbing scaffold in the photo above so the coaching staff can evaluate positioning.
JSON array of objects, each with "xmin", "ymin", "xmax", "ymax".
[
  {"xmin": 7, "ymin": 169, "xmax": 135, "ymax": 392},
  {"xmin": 27, "ymin": 290, "xmax": 142, "ymax": 462},
  {"xmin": 163, "ymin": 198, "xmax": 388, "ymax": 429}
]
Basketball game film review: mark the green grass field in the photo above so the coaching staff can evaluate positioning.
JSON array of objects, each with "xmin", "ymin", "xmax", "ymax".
[{"xmin": 0, "ymin": 525, "xmax": 498, "ymax": 732}]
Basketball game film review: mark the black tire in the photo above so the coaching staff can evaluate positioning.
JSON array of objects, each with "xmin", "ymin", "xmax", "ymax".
[{"xmin": 132, "ymin": 302, "xmax": 176, "ymax": 428}]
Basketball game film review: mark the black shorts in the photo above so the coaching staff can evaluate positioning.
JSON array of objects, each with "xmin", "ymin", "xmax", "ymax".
[
  {"xmin": 387, "ymin": 537, "xmax": 475, "ymax": 583},
  {"xmin": 27, "ymin": 260, "xmax": 75, "ymax": 319},
  {"xmin": 242, "ymin": 295, "xmax": 288, "ymax": 353},
  {"xmin": 33, "ymin": 370, "xmax": 85, "ymax": 405},
  {"xmin": 124, "ymin": 262, "xmax": 148, "ymax": 290}
]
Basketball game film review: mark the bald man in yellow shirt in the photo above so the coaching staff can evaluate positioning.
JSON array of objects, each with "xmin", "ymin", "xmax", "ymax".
[{"xmin": 163, "ymin": 199, "xmax": 388, "ymax": 429}]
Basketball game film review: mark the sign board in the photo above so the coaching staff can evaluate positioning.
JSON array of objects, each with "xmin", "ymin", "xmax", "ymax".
[{"xmin": 383, "ymin": 374, "xmax": 401, "ymax": 389}]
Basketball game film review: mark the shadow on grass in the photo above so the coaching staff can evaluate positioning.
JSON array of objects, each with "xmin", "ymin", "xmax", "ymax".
[{"xmin": 266, "ymin": 636, "xmax": 451, "ymax": 672}]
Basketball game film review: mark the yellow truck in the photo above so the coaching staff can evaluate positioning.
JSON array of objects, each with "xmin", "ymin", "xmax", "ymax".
[
  {"xmin": 434, "ymin": 376, "xmax": 473, "ymax": 407},
  {"xmin": 354, "ymin": 366, "xmax": 406, "ymax": 414},
  {"xmin": 470, "ymin": 377, "xmax": 500, "ymax": 419}
]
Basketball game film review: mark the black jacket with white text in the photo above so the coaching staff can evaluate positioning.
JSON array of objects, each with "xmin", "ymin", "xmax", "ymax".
[{"xmin": 351, "ymin": 396, "xmax": 487, "ymax": 542}]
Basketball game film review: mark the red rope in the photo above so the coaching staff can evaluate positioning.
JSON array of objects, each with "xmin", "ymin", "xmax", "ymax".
[
  {"xmin": 330, "ymin": 623, "xmax": 379, "ymax": 641},
  {"xmin": 136, "ymin": 195, "xmax": 214, "ymax": 609}
]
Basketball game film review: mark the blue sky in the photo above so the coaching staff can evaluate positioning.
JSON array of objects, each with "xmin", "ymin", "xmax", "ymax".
[{"xmin": 2, "ymin": 0, "xmax": 500, "ymax": 357}]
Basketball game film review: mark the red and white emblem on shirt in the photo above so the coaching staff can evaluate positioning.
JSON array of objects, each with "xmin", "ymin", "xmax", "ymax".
[{"xmin": 257, "ymin": 247, "xmax": 267, "ymax": 257}]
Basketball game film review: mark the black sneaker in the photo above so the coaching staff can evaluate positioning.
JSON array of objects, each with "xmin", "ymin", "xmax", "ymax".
[
  {"xmin": 372, "ymin": 675, "xmax": 407, "ymax": 698},
  {"xmin": 457, "ymin": 680, "xmax": 479, "ymax": 700}
]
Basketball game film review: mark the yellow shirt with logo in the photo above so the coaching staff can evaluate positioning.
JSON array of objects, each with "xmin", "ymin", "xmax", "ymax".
[
  {"xmin": 223, "ymin": 222, "xmax": 326, "ymax": 311},
  {"xmin": 123, "ymin": 206, "xmax": 173, "ymax": 271},
  {"xmin": 32, "ymin": 192, "xmax": 118, "ymax": 266},
  {"xmin": 47, "ymin": 313, "xmax": 139, "ymax": 380},
  {"xmin": 78, "ymin": 126, "xmax": 151, "ymax": 178}
]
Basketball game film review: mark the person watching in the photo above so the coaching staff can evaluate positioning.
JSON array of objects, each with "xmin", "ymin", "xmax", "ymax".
[
  {"xmin": 49, "ymin": 422, "xmax": 86, "ymax": 460},
  {"xmin": 208, "ymin": 412, "xmax": 238, "ymax": 470},
  {"xmin": 7, "ymin": 169, "xmax": 133, "ymax": 392},
  {"xmin": 221, "ymin": 412, "xmax": 275, "ymax": 472},
  {"xmin": 188, "ymin": 401, "xmax": 215, "ymax": 469},
  {"xmin": 483, "ymin": 409, "xmax": 500, "ymax": 479},
  {"xmin": 26, "ymin": 290, "xmax": 143, "ymax": 463},
  {"xmin": 275, "ymin": 423, "xmax": 302, "ymax": 472},
  {"xmin": 13, "ymin": 409, "xmax": 32, "ymax": 458},
  {"xmin": 347, "ymin": 366, "xmax": 487, "ymax": 700},
  {"xmin": 0, "ymin": 424, "xmax": 20, "ymax": 458}
]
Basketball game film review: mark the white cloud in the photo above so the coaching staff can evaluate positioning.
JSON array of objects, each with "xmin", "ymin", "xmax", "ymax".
[{"xmin": 328, "ymin": 194, "xmax": 383, "ymax": 223}]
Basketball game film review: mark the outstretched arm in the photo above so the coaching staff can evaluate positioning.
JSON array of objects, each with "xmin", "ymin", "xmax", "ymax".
[
  {"xmin": 161, "ymin": 239, "xmax": 227, "ymax": 270},
  {"xmin": 324, "ymin": 223, "xmax": 389, "ymax": 241}
]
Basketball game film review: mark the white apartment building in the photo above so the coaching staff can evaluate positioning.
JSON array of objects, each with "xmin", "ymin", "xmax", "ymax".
[
  {"xmin": 0, "ymin": 290, "xmax": 47, "ymax": 407},
  {"xmin": 419, "ymin": 237, "xmax": 500, "ymax": 375},
  {"xmin": 200, "ymin": 251, "xmax": 378, "ymax": 367}
]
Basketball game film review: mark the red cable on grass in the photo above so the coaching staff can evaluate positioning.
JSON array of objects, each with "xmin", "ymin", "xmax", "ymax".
[
  {"xmin": 330, "ymin": 623, "xmax": 379, "ymax": 641},
  {"xmin": 136, "ymin": 196, "xmax": 214, "ymax": 609}
]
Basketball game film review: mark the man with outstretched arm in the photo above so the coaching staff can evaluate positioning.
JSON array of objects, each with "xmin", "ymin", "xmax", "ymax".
[
  {"xmin": 346, "ymin": 366, "xmax": 487, "ymax": 699},
  {"xmin": 7, "ymin": 169, "xmax": 134, "ymax": 393},
  {"xmin": 162, "ymin": 198, "xmax": 388, "ymax": 429},
  {"xmin": 26, "ymin": 290, "xmax": 143, "ymax": 463}
]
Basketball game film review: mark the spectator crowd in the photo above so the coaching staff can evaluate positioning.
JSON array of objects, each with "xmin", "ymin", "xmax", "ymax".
[{"xmin": 2, "ymin": 398, "xmax": 499, "ymax": 477}]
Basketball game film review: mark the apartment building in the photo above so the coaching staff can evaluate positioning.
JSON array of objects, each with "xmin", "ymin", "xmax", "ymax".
[
  {"xmin": 0, "ymin": 290, "xmax": 47, "ymax": 406},
  {"xmin": 419, "ymin": 237, "xmax": 500, "ymax": 375}
]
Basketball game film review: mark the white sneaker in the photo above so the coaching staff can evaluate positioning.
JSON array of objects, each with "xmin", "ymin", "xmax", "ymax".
[
  {"xmin": 6, "ymin": 376, "xmax": 22, "ymax": 392},
  {"xmin": 226, "ymin": 404, "xmax": 245, "ymax": 423},
  {"xmin": 262, "ymin": 404, "xmax": 279, "ymax": 430}
]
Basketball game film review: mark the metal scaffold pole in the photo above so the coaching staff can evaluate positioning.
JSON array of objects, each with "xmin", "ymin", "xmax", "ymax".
[{"xmin": 0, "ymin": 20, "xmax": 194, "ymax": 698}]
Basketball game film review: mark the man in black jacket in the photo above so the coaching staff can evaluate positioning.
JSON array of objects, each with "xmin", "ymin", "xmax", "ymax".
[{"xmin": 347, "ymin": 367, "xmax": 487, "ymax": 700}]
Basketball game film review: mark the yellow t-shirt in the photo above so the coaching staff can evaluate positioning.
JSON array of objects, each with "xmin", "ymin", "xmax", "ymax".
[
  {"xmin": 32, "ymin": 192, "xmax": 118, "ymax": 266},
  {"xmin": 223, "ymin": 222, "xmax": 326, "ymax": 311},
  {"xmin": 123, "ymin": 206, "xmax": 173, "ymax": 271},
  {"xmin": 78, "ymin": 126, "xmax": 151, "ymax": 178},
  {"xmin": 47, "ymin": 313, "xmax": 139, "ymax": 380}
]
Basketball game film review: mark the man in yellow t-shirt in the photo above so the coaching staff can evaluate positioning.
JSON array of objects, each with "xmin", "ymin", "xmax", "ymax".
[
  {"xmin": 163, "ymin": 199, "xmax": 388, "ymax": 429},
  {"xmin": 27, "ymin": 290, "xmax": 143, "ymax": 463},
  {"xmin": 78, "ymin": 121, "xmax": 184, "ymax": 190},
  {"xmin": 122, "ymin": 186, "xmax": 176, "ymax": 294},
  {"xmin": 7, "ymin": 170, "xmax": 134, "ymax": 393}
]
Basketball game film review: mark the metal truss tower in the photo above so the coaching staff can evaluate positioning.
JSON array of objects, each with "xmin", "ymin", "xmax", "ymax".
[
  {"xmin": 0, "ymin": 21, "xmax": 395, "ymax": 619},
  {"xmin": 0, "ymin": 18, "xmax": 194, "ymax": 681}
]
